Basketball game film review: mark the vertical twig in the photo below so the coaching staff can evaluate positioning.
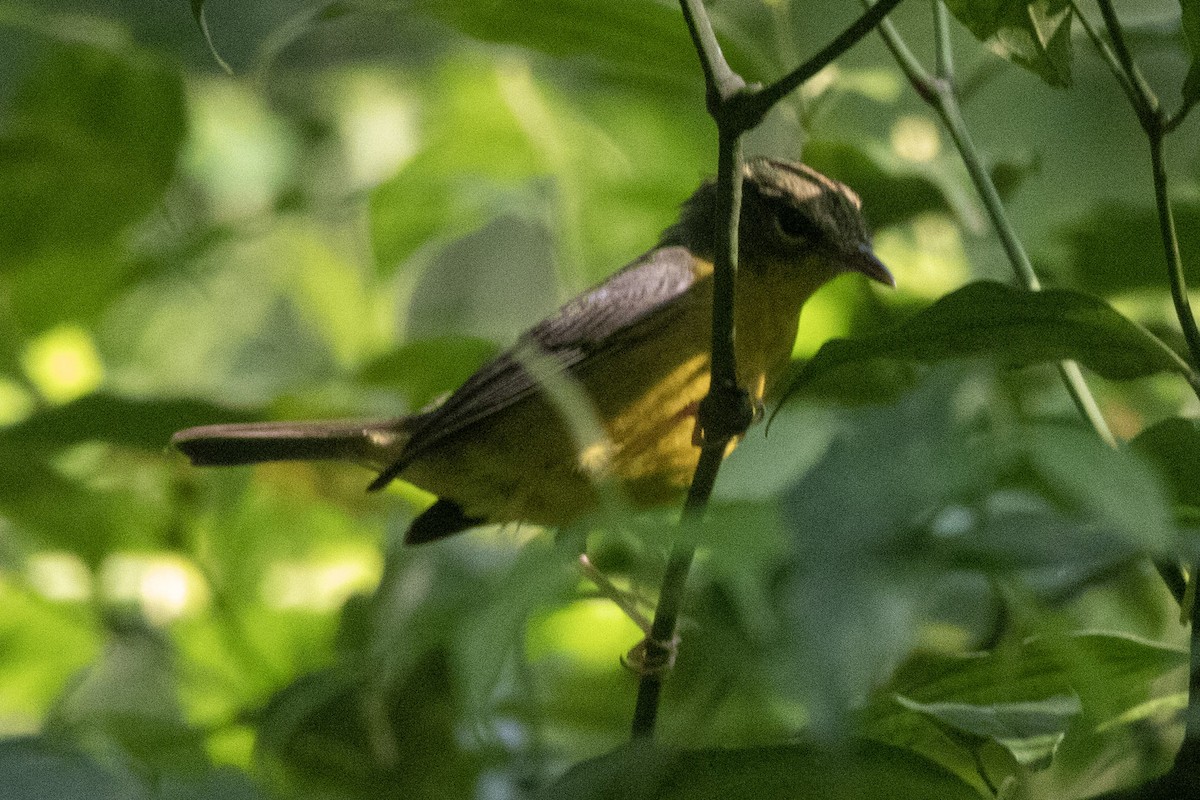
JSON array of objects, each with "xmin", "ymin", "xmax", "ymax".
[
  {"xmin": 632, "ymin": 0, "xmax": 905, "ymax": 740},
  {"xmin": 872, "ymin": 5, "xmax": 1118, "ymax": 447}
]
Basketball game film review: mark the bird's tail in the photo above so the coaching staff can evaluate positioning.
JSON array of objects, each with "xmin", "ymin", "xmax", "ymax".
[{"xmin": 171, "ymin": 419, "xmax": 408, "ymax": 469}]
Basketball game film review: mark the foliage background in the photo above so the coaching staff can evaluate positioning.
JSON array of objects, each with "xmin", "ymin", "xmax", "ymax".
[{"xmin": 0, "ymin": 0, "xmax": 1198, "ymax": 797}]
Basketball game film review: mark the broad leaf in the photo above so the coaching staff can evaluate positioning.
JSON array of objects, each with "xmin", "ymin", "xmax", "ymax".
[
  {"xmin": 894, "ymin": 694, "xmax": 1081, "ymax": 769},
  {"xmin": 1058, "ymin": 199, "xmax": 1200, "ymax": 294},
  {"xmin": 944, "ymin": 0, "xmax": 1075, "ymax": 87},
  {"xmin": 540, "ymin": 739, "xmax": 978, "ymax": 800},
  {"xmin": 415, "ymin": 0, "xmax": 749, "ymax": 89},
  {"xmin": 1131, "ymin": 417, "xmax": 1200, "ymax": 509},
  {"xmin": 783, "ymin": 282, "xmax": 1191, "ymax": 402}
]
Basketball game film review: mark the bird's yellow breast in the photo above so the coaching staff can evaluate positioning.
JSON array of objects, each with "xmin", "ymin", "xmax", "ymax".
[{"xmin": 399, "ymin": 253, "xmax": 820, "ymax": 527}]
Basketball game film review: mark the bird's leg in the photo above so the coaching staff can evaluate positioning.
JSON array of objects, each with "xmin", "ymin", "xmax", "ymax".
[{"xmin": 576, "ymin": 553, "xmax": 680, "ymax": 675}]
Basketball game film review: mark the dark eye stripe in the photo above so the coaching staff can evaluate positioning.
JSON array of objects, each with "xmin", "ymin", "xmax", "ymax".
[{"xmin": 774, "ymin": 204, "xmax": 822, "ymax": 242}]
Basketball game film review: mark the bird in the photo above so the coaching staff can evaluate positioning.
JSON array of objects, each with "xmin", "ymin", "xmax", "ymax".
[{"xmin": 172, "ymin": 158, "xmax": 893, "ymax": 545}]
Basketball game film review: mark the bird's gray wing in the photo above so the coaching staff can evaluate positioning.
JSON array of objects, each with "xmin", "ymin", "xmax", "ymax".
[{"xmin": 373, "ymin": 245, "xmax": 703, "ymax": 484}]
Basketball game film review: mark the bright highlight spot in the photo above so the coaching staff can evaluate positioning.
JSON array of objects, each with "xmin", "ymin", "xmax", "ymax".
[
  {"xmin": 792, "ymin": 282, "xmax": 854, "ymax": 358},
  {"xmin": 26, "ymin": 551, "xmax": 93, "ymax": 602},
  {"xmin": 100, "ymin": 553, "xmax": 209, "ymax": 624},
  {"xmin": 890, "ymin": 114, "xmax": 941, "ymax": 163},
  {"xmin": 261, "ymin": 558, "xmax": 379, "ymax": 611},
  {"xmin": 337, "ymin": 74, "xmax": 418, "ymax": 188},
  {"xmin": 21, "ymin": 325, "xmax": 104, "ymax": 404},
  {"xmin": 527, "ymin": 598, "xmax": 643, "ymax": 670},
  {"xmin": 873, "ymin": 213, "xmax": 967, "ymax": 297}
]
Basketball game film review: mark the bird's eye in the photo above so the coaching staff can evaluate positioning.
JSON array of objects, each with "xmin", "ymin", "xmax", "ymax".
[{"xmin": 772, "ymin": 204, "xmax": 821, "ymax": 242}]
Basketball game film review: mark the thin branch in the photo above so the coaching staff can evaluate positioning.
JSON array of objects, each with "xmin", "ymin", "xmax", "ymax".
[
  {"xmin": 1094, "ymin": 0, "xmax": 1160, "ymax": 124},
  {"xmin": 634, "ymin": 0, "xmax": 908, "ymax": 741},
  {"xmin": 1075, "ymin": 0, "xmax": 1200, "ymax": 391},
  {"xmin": 875, "ymin": 8, "xmax": 1118, "ymax": 447},
  {"xmin": 1150, "ymin": 135, "xmax": 1200, "ymax": 387},
  {"xmin": 1069, "ymin": 0, "xmax": 1141, "ymax": 111},
  {"xmin": 932, "ymin": 0, "xmax": 953, "ymax": 80},
  {"xmin": 750, "ymin": 0, "xmax": 906, "ymax": 121},
  {"xmin": 679, "ymin": 0, "xmax": 745, "ymax": 104}
]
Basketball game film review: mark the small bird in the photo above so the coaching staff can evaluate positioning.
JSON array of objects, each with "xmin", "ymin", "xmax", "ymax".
[{"xmin": 172, "ymin": 158, "xmax": 893, "ymax": 544}]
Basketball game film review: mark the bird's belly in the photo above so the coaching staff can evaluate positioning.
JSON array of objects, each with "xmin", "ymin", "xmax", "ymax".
[{"xmin": 399, "ymin": 350, "xmax": 716, "ymax": 528}]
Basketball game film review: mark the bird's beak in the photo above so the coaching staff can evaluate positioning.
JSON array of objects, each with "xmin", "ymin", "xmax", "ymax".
[{"xmin": 847, "ymin": 243, "xmax": 895, "ymax": 288}]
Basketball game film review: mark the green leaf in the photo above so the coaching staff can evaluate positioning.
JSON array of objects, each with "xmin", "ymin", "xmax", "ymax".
[
  {"xmin": 406, "ymin": 216, "xmax": 561, "ymax": 342},
  {"xmin": 774, "ymin": 374, "xmax": 995, "ymax": 736},
  {"xmin": 783, "ymin": 282, "xmax": 1192, "ymax": 402},
  {"xmin": 802, "ymin": 139, "xmax": 960, "ymax": 230},
  {"xmin": 415, "ymin": 0, "xmax": 746, "ymax": 89},
  {"xmin": 1024, "ymin": 423, "xmax": 1176, "ymax": 552},
  {"xmin": 1131, "ymin": 417, "xmax": 1200, "ymax": 509},
  {"xmin": 1181, "ymin": 0, "xmax": 1200, "ymax": 101},
  {"xmin": 540, "ymin": 740, "xmax": 979, "ymax": 800},
  {"xmin": 0, "ymin": 394, "xmax": 260, "ymax": 453},
  {"xmin": 944, "ymin": 0, "xmax": 1075, "ymax": 87},
  {"xmin": 2, "ymin": 39, "xmax": 186, "ymax": 267},
  {"xmin": 869, "ymin": 632, "xmax": 1188, "ymax": 787},
  {"xmin": 1058, "ymin": 198, "xmax": 1200, "ymax": 294},
  {"xmin": 357, "ymin": 337, "xmax": 499, "ymax": 410},
  {"xmin": 894, "ymin": 694, "xmax": 1081, "ymax": 769},
  {"xmin": 0, "ymin": 36, "xmax": 187, "ymax": 331}
]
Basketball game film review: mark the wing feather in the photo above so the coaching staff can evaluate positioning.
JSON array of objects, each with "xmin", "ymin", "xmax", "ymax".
[{"xmin": 372, "ymin": 245, "xmax": 703, "ymax": 485}]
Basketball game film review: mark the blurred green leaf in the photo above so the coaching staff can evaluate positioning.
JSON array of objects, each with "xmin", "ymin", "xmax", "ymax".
[
  {"xmin": 1181, "ymin": 0, "xmax": 1200, "ymax": 101},
  {"xmin": 0, "ymin": 394, "xmax": 261, "ymax": 453},
  {"xmin": 357, "ymin": 337, "xmax": 499, "ymax": 410},
  {"xmin": 368, "ymin": 62, "xmax": 546, "ymax": 273},
  {"xmin": 783, "ymin": 282, "xmax": 1192, "ymax": 404},
  {"xmin": 775, "ymin": 374, "xmax": 992, "ymax": 735},
  {"xmin": 894, "ymin": 694, "xmax": 1081, "ymax": 769},
  {"xmin": 1024, "ymin": 423, "xmax": 1176, "ymax": 552},
  {"xmin": 414, "ymin": 0, "xmax": 744, "ymax": 88},
  {"xmin": 1058, "ymin": 198, "xmax": 1200, "ymax": 294},
  {"xmin": 0, "ymin": 36, "xmax": 186, "ymax": 331},
  {"xmin": 49, "ymin": 621, "xmax": 207, "ymax": 772},
  {"xmin": 802, "ymin": 139, "xmax": 959, "ymax": 230},
  {"xmin": 407, "ymin": 215, "xmax": 560, "ymax": 342},
  {"xmin": 541, "ymin": 739, "xmax": 978, "ymax": 799},
  {"xmin": 1, "ymin": 38, "xmax": 185, "ymax": 266},
  {"xmin": 256, "ymin": 652, "xmax": 480, "ymax": 798},
  {"xmin": 944, "ymin": 0, "xmax": 1075, "ymax": 87},
  {"xmin": 454, "ymin": 533, "xmax": 578, "ymax": 716},
  {"xmin": 1131, "ymin": 416, "xmax": 1200, "ymax": 509}
]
